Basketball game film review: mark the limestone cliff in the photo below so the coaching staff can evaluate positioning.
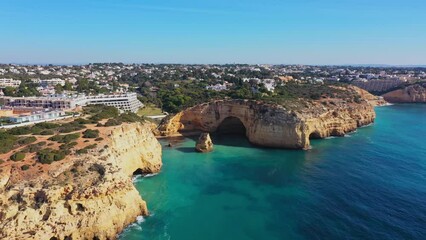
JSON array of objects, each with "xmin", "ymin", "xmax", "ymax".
[
  {"xmin": 350, "ymin": 85, "xmax": 388, "ymax": 106},
  {"xmin": 0, "ymin": 122, "xmax": 162, "ymax": 240},
  {"xmin": 382, "ymin": 83, "xmax": 426, "ymax": 103},
  {"xmin": 158, "ymin": 94, "xmax": 375, "ymax": 149}
]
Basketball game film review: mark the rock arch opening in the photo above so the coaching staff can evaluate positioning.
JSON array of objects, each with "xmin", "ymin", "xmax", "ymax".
[
  {"xmin": 309, "ymin": 131, "xmax": 322, "ymax": 139},
  {"xmin": 216, "ymin": 117, "xmax": 247, "ymax": 135},
  {"xmin": 132, "ymin": 168, "xmax": 145, "ymax": 176}
]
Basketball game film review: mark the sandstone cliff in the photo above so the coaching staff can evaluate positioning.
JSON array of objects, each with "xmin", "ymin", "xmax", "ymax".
[
  {"xmin": 382, "ymin": 83, "xmax": 426, "ymax": 103},
  {"xmin": 0, "ymin": 122, "xmax": 162, "ymax": 240},
  {"xmin": 158, "ymin": 91, "xmax": 376, "ymax": 149}
]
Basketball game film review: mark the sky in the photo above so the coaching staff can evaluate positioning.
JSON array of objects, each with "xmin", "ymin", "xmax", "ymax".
[{"xmin": 0, "ymin": 0, "xmax": 426, "ymax": 65}]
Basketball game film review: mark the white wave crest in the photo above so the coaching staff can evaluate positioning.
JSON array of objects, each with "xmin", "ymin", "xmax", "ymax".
[{"xmin": 144, "ymin": 173, "xmax": 159, "ymax": 178}]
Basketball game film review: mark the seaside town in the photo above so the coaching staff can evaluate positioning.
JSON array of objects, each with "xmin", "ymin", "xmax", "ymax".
[{"xmin": 1, "ymin": 63, "xmax": 425, "ymax": 128}]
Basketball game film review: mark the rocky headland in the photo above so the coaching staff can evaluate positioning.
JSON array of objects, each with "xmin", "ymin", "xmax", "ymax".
[
  {"xmin": 158, "ymin": 86, "xmax": 377, "ymax": 149},
  {"xmin": 382, "ymin": 83, "xmax": 426, "ymax": 103},
  {"xmin": 0, "ymin": 122, "xmax": 162, "ymax": 240}
]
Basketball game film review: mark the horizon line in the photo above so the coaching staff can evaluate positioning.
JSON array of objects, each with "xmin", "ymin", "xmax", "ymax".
[{"xmin": 1, "ymin": 62, "xmax": 426, "ymax": 68}]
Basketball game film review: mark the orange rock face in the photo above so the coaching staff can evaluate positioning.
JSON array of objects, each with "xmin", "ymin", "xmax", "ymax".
[
  {"xmin": 382, "ymin": 83, "xmax": 426, "ymax": 103},
  {"xmin": 158, "ymin": 97, "xmax": 376, "ymax": 150},
  {"xmin": 0, "ymin": 123, "xmax": 162, "ymax": 240}
]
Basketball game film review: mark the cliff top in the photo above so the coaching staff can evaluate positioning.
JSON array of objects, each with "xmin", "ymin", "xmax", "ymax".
[{"xmin": 0, "ymin": 105, "xmax": 150, "ymax": 189}]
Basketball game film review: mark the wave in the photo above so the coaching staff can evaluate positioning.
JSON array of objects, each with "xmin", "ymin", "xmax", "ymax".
[
  {"xmin": 144, "ymin": 173, "xmax": 159, "ymax": 178},
  {"xmin": 325, "ymin": 136, "xmax": 337, "ymax": 139},
  {"xmin": 119, "ymin": 215, "xmax": 145, "ymax": 237},
  {"xmin": 132, "ymin": 174, "xmax": 143, "ymax": 183},
  {"xmin": 132, "ymin": 173, "xmax": 160, "ymax": 183},
  {"xmin": 359, "ymin": 123, "xmax": 374, "ymax": 128},
  {"xmin": 136, "ymin": 215, "xmax": 145, "ymax": 224}
]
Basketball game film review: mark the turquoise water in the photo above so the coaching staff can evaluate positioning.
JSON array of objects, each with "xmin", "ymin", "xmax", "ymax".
[{"xmin": 120, "ymin": 104, "xmax": 426, "ymax": 240}]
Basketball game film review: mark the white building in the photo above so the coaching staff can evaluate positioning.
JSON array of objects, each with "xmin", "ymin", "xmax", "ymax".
[
  {"xmin": 0, "ymin": 78, "xmax": 21, "ymax": 88},
  {"xmin": 0, "ymin": 92, "xmax": 143, "ymax": 113},
  {"xmin": 8, "ymin": 110, "xmax": 67, "ymax": 123},
  {"xmin": 86, "ymin": 93, "xmax": 143, "ymax": 113},
  {"xmin": 32, "ymin": 78, "xmax": 66, "ymax": 86}
]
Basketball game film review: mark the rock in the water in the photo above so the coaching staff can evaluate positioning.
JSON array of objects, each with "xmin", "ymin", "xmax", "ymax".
[{"xmin": 195, "ymin": 133, "xmax": 213, "ymax": 153}]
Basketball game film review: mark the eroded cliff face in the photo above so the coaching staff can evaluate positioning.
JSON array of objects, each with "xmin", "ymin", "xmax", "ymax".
[
  {"xmin": 382, "ymin": 83, "xmax": 426, "ymax": 103},
  {"xmin": 158, "ymin": 96, "xmax": 376, "ymax": 149},
  {"xmin": 0, "ymin": 123, "xmax": 162, "ymax": 240}
]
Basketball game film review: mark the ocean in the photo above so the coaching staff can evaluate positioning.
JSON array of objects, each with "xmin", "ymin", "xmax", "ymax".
[{"xmin": 120, "ymin": 104, "xmax": 426, "ymax": 240}]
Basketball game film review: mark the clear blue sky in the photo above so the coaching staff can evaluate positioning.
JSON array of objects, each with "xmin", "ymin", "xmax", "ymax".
[{"xmin": 1, "ymin": 0, "xmax": 425, "ymax": 65}]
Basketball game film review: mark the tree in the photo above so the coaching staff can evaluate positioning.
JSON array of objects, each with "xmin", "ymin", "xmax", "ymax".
[
  {"xmin": 14, "ymin": 81, "xmax": 40, "ymax": 97},
  {"xmin": 3, "ymin": 86, "xmax": 16, "ymax": 96},
  {"xmin": 55, "ymin": 84, "xmax": 64, "ymax": 94},
  {"xmin": 76, "ymin": 79, "xmax": 89, "ymax": 93},
  {"xmin": 63, "ymin": 80, "xmax": 73, "ymax": 91}
]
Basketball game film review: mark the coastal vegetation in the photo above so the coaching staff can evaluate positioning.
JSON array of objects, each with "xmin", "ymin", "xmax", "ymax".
[
  {"xmin": 0, "ymin": 104, "xmax": 152, "ymax": 166},
  {"xmin": 152, "ymin": 81, "xmax": 361, "ymax": 113}
]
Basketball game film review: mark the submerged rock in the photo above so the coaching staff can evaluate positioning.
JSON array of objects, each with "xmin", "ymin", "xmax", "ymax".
[{"xmin": 195, "ymin": 133, "xmax": 214, "ymax": 153}]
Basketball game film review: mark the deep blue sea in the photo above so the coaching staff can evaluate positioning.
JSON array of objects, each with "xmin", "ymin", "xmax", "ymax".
[{"xmin": 120, "ymin": 104, "xmax": 426, "ymax": 240}]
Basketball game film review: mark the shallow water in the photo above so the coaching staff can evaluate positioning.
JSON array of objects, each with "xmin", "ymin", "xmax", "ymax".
[{"xmin": 120, "ymin": 104, "xmax": 426, "ymax": 240}]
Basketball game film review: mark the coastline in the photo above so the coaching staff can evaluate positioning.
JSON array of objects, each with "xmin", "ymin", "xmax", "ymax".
[{"xmin": 0, "ymin": 122, "xmax": 162, "ymax": 240}]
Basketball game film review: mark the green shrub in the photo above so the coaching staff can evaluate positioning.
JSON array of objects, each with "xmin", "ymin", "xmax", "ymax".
[
  {"xmin": 85, "ymin": 144, "xmax": 97, "ymax": 150},
  {"xmin": 39, "ymin": 130, "xmax": 55, "ymax": 135},
  {"xmin": 0, "ymin": 132, "xmax": 17, "ymax": 153},
  {"xmin": 35, "ymin": 122, "xmax": 60, "ymax": 129},
  {"xmin": 30, "ymin": 127, "xmax": 42, "ymax": 135},
  {"xmin": 59, "ymin": 142, "xmax": 78, "ymax": 150},
  {"xmin": 21, "ymin": 165, "xmax": 30, "ymax": 171},
  {"xmin": 354, "ymin": 95, "xmax": 362, "ymax": 103},
  {"xmin": 85, "ymin": 105, "xmax": 119, "ymax": 121},
  {"xmin": 48, "ymin": 133, "xmax": 80, "ymax": 143},
  {"xmin": 10, "ymin": 152, "xmax": 25, "ymax": 161},
  {"xmin": 58, "ymin": 122, "xmax": 86, "ymax": 133},
  {"xmin": 82, "ymin": 129, "xmax": 99, "ymax": 138},
  {"xmin": 76, "ymin": 149, "xmax": 88, "ymax": 155},
  {"xmin": 73, "ymin": 118, "xmax": 92, "ymax": 124},
  {"xmin": 104, "ymin": 118, "xmax": 121, "ymax": 127},
  {"xmin": 37, "ymin": 149, "xmax": 66, "ymax": 164},
  {"xmin": 8, "ymin": 126, "xmax": 32, "ymax": 135},
  {"xmin": 117, "ymin": 112, "xmax": 145, "ymax": 123},
  {"xmin": 95, "ymin": 137, "xmax": 104, "ymax": 142},
  {"xmin": 25, "ymin": 144, "xmax": 41, "ymax": 153},
  {"xmin": 17, "ymin": 136, "xmax": 37, "ymax": 146},
  {"xmin": 0, "ymin": 160, "xmax": 5, "ymax": 164}
]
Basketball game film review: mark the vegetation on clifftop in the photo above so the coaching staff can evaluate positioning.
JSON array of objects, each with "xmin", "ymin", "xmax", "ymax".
[{"xmin": 0, "ymin": 104, "xmax": 151, "ymax": 166}]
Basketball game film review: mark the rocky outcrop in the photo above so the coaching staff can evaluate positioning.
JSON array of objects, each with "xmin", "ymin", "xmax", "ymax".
[
  {"xmin": 350, "ymin": 85, "xmax": 388, "ymax": 106},
  {"xmin": 158, "ymin": 97, "xmax": 375, "ymax": 149},
  {"xmin": 0, "ymin": 122, "xmax": 162, "ymax": 240},
  {"xmin": 382, "ymin": 83, "xmax": 426, "ymax": 103},
  {"xmin": 195, "ymin": 133, "xmax": 214, "ymax": 153}
]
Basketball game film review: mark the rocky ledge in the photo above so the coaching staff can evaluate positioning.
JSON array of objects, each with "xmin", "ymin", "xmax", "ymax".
[
  {"xmin": 158, "ymin": 87, "xmax": 377, "ymax": 149},
  {"xmin": 382, "ymin": 83, "xmax": 426, "ymax": 103},
  {"xmin": 0, "ymin": 122, "xmax": 162, "ymax": 240}
]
